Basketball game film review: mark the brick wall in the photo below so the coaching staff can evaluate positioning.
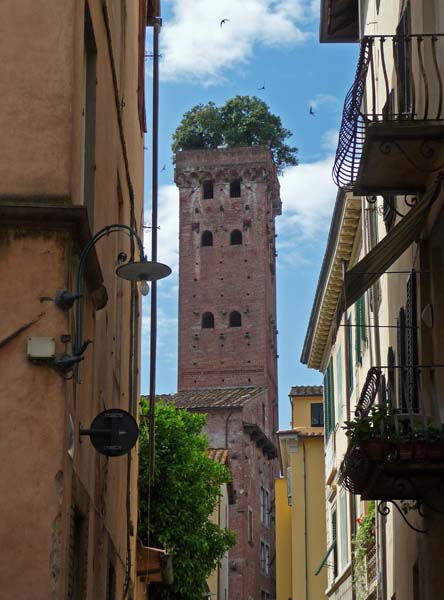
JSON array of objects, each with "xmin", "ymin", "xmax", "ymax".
[
  {"xmin": 201, "ymin": 396, "xmax": 278, "ymax": 600},
  {"xmin": 175, "ymin": 147, "xmax": 281, "ymax": 599}
]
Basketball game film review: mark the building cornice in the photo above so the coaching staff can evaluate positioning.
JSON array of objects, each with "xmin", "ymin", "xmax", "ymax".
[{"xmin": 301, "ymin": 191, "xmax": 361, "ymax": 371}]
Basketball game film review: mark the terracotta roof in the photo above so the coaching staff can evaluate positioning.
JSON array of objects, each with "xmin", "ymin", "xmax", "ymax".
[
  {"xmin": 162, "ymin": 386, "xmax": 266, "ymax": 410},
  {"xmin": 278, "ymin": 427, "xmax": 323, "ymax": 438},
  {"xmin": 207, "ymin": 448, "xmax": 229, "ymax": 465},
  {"xmin": 289, "ymin": 385, "xmax": 323, "ymax": 397},
  {"xmin": 294, "ymin": 427, "xmax": 324, "ymax": 437}
]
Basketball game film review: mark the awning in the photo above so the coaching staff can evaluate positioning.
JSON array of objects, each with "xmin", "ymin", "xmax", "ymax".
[
  {"xmin": 343, "ymin": 176, "xmax": 444, "ymax": 310},
  {"xmin": 314, "ymin": 539, "xmax": 336, "ymax": 576}
]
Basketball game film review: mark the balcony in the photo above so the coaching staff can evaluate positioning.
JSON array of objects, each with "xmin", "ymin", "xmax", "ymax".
[
  {"xmin": 334, "ymin": 35, "xmax": 444, "ymax": 194},
  {"xmin": 339, "ymin": 366, "xmax": 444, "ymax": 501}
]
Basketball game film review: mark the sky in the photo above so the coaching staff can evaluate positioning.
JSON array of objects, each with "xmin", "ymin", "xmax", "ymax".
[{"xmin": 140, "ymin": 0, "xmax": 358, "ymax": 430}]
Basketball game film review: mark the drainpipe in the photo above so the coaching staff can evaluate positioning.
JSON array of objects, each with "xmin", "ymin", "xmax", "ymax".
[
  {"xmin": 366, "ymin": 201, "xmax": 387, "ymax": 600},
  {"xmin": 303, "ymin": 439, "xmax": 308, "ymax": 600},
  {"xmin": 342, "ymin": 260, "xmax": 356, "ymax": 600}
]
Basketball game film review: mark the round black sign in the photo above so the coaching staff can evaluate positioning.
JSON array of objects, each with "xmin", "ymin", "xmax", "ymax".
[{"xmin": 88, "ymin": 409, "xmax": 139, "ymax": 457}]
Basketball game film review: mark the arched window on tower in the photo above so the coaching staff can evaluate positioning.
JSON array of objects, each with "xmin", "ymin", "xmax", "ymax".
[
  {"xmin": 203, "ymin": 180, "xmax": 214, "ymax": 199},
  {"xmin": 229, "ymin": 311, "xmax": 242, "ymax": 327},
  {"xmin": 202, "ymin": 312, "xmax": 215, "ymax": 328},
  {"xmin": 230, "ymin": 229, "xmax": 242, "ymax": 245},
  {"xmin": 201, "ymin": 230, "xmax": 213, "ymax": 247},
  {"xmin": 230, "ymin": 179, "xmax": 241, "ymax": 198}
]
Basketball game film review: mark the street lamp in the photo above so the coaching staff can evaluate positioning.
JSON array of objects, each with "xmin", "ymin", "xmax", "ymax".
[{"xmin": 54, "ymin": 224, "xmax": 171, "ymax": 371}]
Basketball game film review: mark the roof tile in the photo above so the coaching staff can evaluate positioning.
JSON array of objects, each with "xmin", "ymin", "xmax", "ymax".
[
  {"xmin": 159, "ymin": 386, "xmax": 266, "ymax": 410},
  {"xmin": 289, "ymin": 385, "xmax": 323, "ymax": 397}
]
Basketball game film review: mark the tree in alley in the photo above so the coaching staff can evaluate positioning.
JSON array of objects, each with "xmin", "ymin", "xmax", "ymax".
[{"xmin": 138, "ymin": 400, "xmax": 236, "ymax": 600}]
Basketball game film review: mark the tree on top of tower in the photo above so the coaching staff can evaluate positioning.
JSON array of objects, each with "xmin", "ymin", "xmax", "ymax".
[{"xmin": 172, "ymin": 95, "xmax": 298, "ymax": 174}]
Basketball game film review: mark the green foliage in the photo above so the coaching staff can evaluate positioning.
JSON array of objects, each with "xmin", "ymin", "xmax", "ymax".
[
  {"xmin": 138, "ymin": 400, "xmax": 236, "ymax": 600},
  {"xmin": 172, "ymin": 95, "xmax": 298, "ymax": 173},
  {"xmin": 343, "ymin": 407, "xmax": 444, "ymax": 446},
  {"xmin": 353, "ymin": 501, "xmax": 376, "ymax": 600}
]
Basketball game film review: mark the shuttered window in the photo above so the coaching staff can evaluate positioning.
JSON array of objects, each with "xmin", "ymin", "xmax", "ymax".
[
  {"xmin": 339, "ymin": 492, "xmax": 349, "ymax": 570},
  {"xmin": 397, "ymin": 271, "xmax": 419, "ymax": 412},
  {"xmin": 355, "ymin": 295, "xmax": 366, "ymax": 365},
  {"xmin": 346, "ymin": 316, "xmax": 354, "ymax": 393},
  {"xmin": 336, "ymin": 349, "xmax": 343, "ymax": 423},
  {"xmin": 324, "ymin": 359, "xmax": 335, "ymax": 440}
]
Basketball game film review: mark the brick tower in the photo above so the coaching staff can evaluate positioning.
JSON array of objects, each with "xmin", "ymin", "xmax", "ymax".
[{"xmin": 174, "ymin": 146, "xmax": 280, "ymax": 599}]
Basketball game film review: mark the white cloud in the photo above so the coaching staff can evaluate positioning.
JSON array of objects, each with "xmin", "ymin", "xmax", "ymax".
[
  {"xmin": 308, "ymin": 93, "xmax": 341, "ymax": 113},
  {"xmin": 144, "ymin": 184, "xmax": 180, "ymax": 273},
  {"xmin": 160, "ymin": 0, "xmax": 317, "ymax": 84},
  {"xmin": 320, "ymin": 128, "xmax": 339, "ymax": 152},
  {"xmin": 278, "ymin": 156, "xmax": 337, "ymax": 241}
]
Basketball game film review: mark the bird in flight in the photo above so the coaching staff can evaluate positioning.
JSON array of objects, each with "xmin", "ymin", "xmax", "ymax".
[
  {"xmin": 220, "ymin": 18, "xmax": 230, "ymax": 27},
  {"xmin": 258, "ymin": 81, "xmax": 265, "ymax": 90},
  {"xmin": 309, "ymin": 106, "xmax": 315, "ymax": 116},
  {"xmin": 161, "ymin": 165, "xmax": 166, "ymax": 172}
]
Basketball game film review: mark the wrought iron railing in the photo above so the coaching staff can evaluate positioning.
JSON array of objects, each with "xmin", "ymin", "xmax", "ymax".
[
  {"xmin": 333, "ymin": 34, "xmax": 444, "ymax": 188},
  {"xmin": 339, "ymin": 365, "xmax": 444, "ymax": 497}
]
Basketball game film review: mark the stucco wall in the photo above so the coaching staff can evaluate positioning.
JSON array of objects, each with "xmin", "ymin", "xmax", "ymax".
[{"xmin": 0, "ymin": 0, "xmax": 145, "ymax": 597}]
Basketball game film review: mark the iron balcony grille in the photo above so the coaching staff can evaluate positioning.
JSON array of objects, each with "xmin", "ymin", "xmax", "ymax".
[{"xmin": 333, "ymin": 34, "xmax": 444, "ymax": 189}]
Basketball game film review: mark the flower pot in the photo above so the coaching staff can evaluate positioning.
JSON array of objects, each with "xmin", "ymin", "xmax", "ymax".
[
  {"xmin": 398, "ymin": 442, "xmax": 414, "ymax": 460},
  {"xmin": 360, "ymin": 439, "xmax": 386, "ymax": 460},
  {"xmin": 414, "ymin": 441, "xmax": 427, "ymax": 460},
  {"xmin": 427, "ymin": 442, "xmax": 441, "ymax": 460}
]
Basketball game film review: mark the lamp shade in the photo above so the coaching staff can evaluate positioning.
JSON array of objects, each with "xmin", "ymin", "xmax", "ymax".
[{"xmin": 116, "ymin": 259, "xmax": 171, "ymax": 282}]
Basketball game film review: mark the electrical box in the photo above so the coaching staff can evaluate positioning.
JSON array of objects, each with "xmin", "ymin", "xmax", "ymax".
[{"xmin": 27, "ymin": 337, "xmax": 56, "ymax": 359}]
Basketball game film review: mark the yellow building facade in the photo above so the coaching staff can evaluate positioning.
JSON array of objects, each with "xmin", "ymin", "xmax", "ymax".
[
  {"xmin": 303, "ymin": 2, "xmax": 444, "ymax": 599},
  {"xmin": 276, "ymin": 387, "xmax": 328, "ymax": 600}
]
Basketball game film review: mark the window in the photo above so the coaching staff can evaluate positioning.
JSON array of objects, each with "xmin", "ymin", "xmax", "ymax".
[
  {"xmin": 331, "ymin": 508, "xmax": 338, "ymax": 580},
  {"xmin": 396, "ymin": 1, "xmax": 412, "ymax": 116},
  {"xmin": 230, "ymin": 179, "xmax": 241, "ymax": 197},
  {"xmin": 260, "ymin": 542, "xmax": 270, "ymax": 575},
  {"xmin": 260, "ymin": 486, "xmax": 270, "ymax": 526},
  {"xmin": 229, "ymin": 311, "xmax": 242, "ymax": 327},
  {"xmin": 82, "ymin": 5, "xmax": 97, "ymax": 228},
  {"xmin": 201, "ymin": 230, "xmax": 213, "ymax": 247},
  {"xmin": 286, "ymin": 467, "xmax": 292, "ymax": 506},
  {"xmin": 339, "ymin": 492, "xmax": 349, "ymax": 570},
  {"xmin": 248, "ymin": 506, "xmax": 253, "ymax": 543},
  {"xmin": 336, "ymin": 349, "xmax": 343, "ymax": 423},
  {"xmin": 202, "ymin": 312, "xmax": 214, "ymax": 329},
  {"xmin": 324, "ymin": 359, "xmax": 335, "ymax": 439},
  {"xmin": 397, "ymin": 271, "xmax": 419, "ymax": 412},
  {"xmin": 346, "ymin": 316, "xmax": 353, "ymax": 392},
  {"xmin": 230, "ymin": 229, "xmax": 242, "ymax": 245},
  {"xmin": 311, "ymin": 403, "xmax": 324, "ymax": 427},
  {"xmin": 203, "ymin": 180, "xmax": 214, "ymax": 199},
  {"xmin": 355, "ymin": 296, "xmax": 366, "ymax": 365},
  {"xmin": 260, "ymin": 486, "xmax": 265, "ymax": 524},
  {"xmin": 261, "ymin": 591, "xmax": 271, "ymax": 600}
]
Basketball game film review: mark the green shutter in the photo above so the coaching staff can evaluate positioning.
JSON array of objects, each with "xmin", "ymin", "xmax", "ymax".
[
  {"xmin": 339, "ymin": 492, "xmax": 349, "ymax": 569},
  {"xmin": 324, "ymin": 359, "xmax": 335, "ymax": 439},
  {"xmin": 347, "ymin": 316, "xmax": 353, "ymax": 392},
  {"xmin": 355, "ymin": 296, "xmax": 367, "ymax": 366},
  {"xmin": 336, "ymin": 349, "xmax": 343, "ymax": 423}
]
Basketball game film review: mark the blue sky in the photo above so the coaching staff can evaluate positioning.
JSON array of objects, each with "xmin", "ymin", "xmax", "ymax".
[{"xmin": 140, "ymin": 0, "xmax": 358, "ymax": 429}]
